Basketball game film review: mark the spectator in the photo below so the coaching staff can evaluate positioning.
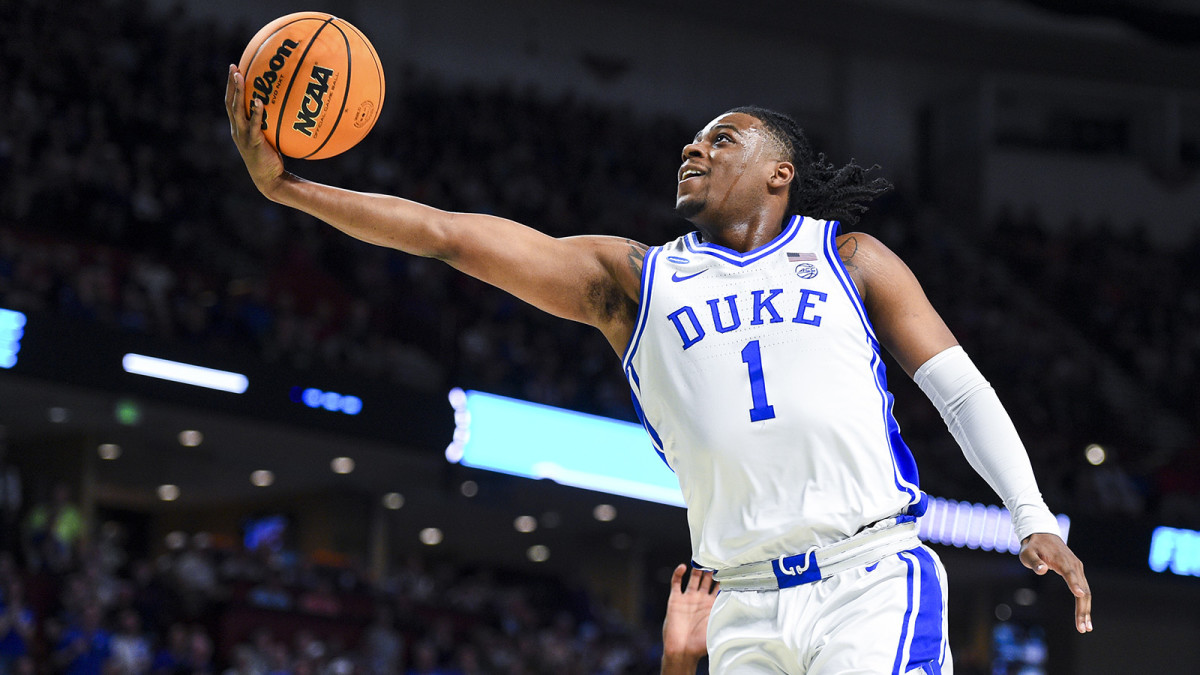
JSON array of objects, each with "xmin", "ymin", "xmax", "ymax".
[
  {"xmin": 23, "ymin": 482, "xmax": 84, "ymax": 573},
  {"xmin": 151, "ymin": 623, "xmax": 192, "ymax": 675},
  {"xmin": 129, "ymin": 559, "xmax": 174, "ymax": 638},
  {"xmin": 0, "ymin": 429, "xmax": 21, "ymax": 557},
  {"xmin": 404, "ymin": 642, "xmax": 450, "ymax": 675},
  {"xmin": 0, "ymin": 579, "xmax": 36, "ymax": 675},
  {"xmin": 362, "ymin": 606, "xmax": 403, "ymax": 675},
  {"xmin": 188, "ymin": 627, "xmax": 216, "ymax": 675},
  {"xmin": 110, "ymin": 608, "xmax": 153, "ymax": 675},
  {"xmin": 174, "ymin": 539, "xmax": 219, "ymax": 619},
  {"xmin": 53, "ymin": 603, "xmax": 113, "ymax": 675}
]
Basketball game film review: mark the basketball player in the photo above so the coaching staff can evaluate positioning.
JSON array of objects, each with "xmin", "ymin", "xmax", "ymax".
[{"xmin": 226, "ymin": 66, "xmax": 1091, "ymax": 673}]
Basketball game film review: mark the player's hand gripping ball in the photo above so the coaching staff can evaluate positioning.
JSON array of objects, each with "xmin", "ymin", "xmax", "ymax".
[{"xmin": 237, "ymin": 12, "xmax": 385, "ymax": 159}]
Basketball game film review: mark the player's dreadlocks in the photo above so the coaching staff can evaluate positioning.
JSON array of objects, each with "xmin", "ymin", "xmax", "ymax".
[{"xmin": 727, "ymin": 106, "xmax": 892, "ymax": 226}]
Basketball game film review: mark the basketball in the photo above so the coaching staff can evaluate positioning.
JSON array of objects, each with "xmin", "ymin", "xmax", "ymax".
[{"xmin": 237, "ymin": 12, "xmax": 385, "ymax": 160}]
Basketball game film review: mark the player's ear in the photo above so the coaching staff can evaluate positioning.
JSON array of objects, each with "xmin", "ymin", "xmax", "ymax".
[{"xmin": 768, "ymin": 161, "xmax": 794, "ymax": 190}]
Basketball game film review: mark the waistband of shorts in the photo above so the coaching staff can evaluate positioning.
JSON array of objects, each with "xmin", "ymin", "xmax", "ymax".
[{"xmin": 712, "ymin": 516, "xmax": 921, "ymax": 591}]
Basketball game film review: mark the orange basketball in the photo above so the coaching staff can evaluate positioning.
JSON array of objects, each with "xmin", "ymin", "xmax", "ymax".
[{"xmin": 237, "ymin": 12, "xmax": 385, "ymax": 160}]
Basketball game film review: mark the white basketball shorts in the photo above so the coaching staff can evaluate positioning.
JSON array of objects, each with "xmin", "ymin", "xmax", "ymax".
[{"xmin": 707, "ymin": 545, "xmax": 952, "ymax": 674}]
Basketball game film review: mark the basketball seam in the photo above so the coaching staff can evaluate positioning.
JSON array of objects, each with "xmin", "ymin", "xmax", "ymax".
[
  {"xmin": 340, "ymin": 19, "xmax": 385, "ymax": 132},
  {"xmin": 276, "ymin": 16, "xmax": 337, "ymax": 157},
  {"xmin": 249, "ymin": 17, "xmax": 311, "ymax": 66},
  {"xmin": 302, "ymin": 19, "xmax": 352, "ymax": 160}
]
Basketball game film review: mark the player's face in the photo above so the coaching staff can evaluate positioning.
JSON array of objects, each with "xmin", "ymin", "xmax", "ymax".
[{"xmin": 675, "ymin": 113, "xmax": 782, "ymax": 225}]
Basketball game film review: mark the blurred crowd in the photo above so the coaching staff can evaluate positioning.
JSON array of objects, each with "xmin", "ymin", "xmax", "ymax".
[
  {"xmin": 2, "ymin": 482, "xmax": 664, "ymax": 675},
  {"xmin": 0, "ymin": 0, "xmax": 1198, "ymax": 670},
  {"xmin": 989, "ymin": 207, "xmax": 1200, "ymax": 424},
  {"xmin": 986, "ymin": 207, "xmax": 1200, "ymax": 525}
]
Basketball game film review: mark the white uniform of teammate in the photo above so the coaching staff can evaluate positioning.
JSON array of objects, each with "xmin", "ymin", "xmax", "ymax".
[{"xmin": 624, "ymin": 215, "xmax": 951, "ymax": 673}]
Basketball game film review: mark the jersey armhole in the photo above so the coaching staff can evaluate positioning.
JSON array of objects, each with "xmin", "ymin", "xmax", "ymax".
[
  {"xmin": 620, "ymin": 246, "xmax": 660, "ymax": 371},
  {"xmin": 823, "ymin": 221, "xmax": 881, "ymax": 349}
]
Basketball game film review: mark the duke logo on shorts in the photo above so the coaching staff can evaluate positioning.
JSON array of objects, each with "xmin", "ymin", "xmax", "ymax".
[{"xmin": 623, "ymin": 216, "xmax": 951, "ymax": 673}]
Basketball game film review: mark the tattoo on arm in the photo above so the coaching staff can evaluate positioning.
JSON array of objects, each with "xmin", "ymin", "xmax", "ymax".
[
  {"xmin": 838, "ymin": 235, "xmax": 868, "ymax": 302},
  {"xmin": 838, "ymin": 235, "xmax": 859, "ymax": 272},
  {"xmin": 625, "ymin": 240, "xmax": 648, "ymax": 278}
]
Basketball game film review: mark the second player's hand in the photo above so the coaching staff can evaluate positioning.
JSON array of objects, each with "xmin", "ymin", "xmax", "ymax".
[
  {"xmin": 224, "ymin": 64, "xmax": 287, "ymax": 199},
  {"xmin": 662, "ymin": 564, "xmax": 718, "ymax": 674},
  {"xmin": 1020, "ymin": 532, "xmax": 1092, "ymax": 633}
]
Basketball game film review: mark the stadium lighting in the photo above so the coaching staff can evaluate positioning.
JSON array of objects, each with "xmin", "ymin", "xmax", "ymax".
[
  {"xmin": 122, "ymin": 353, "xmax": 249, "ymax": 393},
  {"xmin": 593, "ymin": 504, "xmax": 617, "ymax": 522},
  {"xmin": 178, "ymin": 430, "xmax": 203, "ymax": 447},
  {"xmin": 446, "ymin": 388, "xmax": 684, "ymax": 506},
  {"xmin": 0, "ymin": 307, "xmax": 26, "ymax": 369}
]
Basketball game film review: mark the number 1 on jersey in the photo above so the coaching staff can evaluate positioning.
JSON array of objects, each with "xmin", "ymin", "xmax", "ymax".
[{"xmin": 740, "ymin": 340, "xmax": 776, "ymax": 422}]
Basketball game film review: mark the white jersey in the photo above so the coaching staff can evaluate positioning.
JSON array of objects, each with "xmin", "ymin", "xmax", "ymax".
[{"xmin": 623, "ymin": 215, "xmax": 926, "ymax": 570}]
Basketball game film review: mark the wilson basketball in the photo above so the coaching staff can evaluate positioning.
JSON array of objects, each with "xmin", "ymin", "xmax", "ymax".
[{"xmin": 237, "ymin": 12, "xmax": 385, "ymax": 160}]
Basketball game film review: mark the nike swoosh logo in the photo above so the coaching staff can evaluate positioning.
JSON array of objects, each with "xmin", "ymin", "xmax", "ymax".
[{"xmin": 671, "ymin": 269, "xmax": 707, "ymax": 282}]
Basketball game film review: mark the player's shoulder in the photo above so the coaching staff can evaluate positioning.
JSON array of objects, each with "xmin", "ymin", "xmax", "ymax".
[
  {"xmin": 833, "ymin": 231, "xmax": 907, "ymax": 268},
  {"xmin": 832, "ymin": 231, "xmax": 918, "ymax": 307}
]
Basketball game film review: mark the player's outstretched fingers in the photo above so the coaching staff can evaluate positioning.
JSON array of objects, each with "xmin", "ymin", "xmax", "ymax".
[
  {"xmin": 1021, "ymin": 533, "xmax": 1093, "ymax": 633},
  {"xmin": 1054, "ymin": 554, "xmax": 1092, "ymax": 633},
  {"xmin": 224, "ymin": 69, "xmax": 286, "ymax": 198},
  {"xmin": 225, "ymin": 66, "xmax": 245, "ymax": 135},
  {"xmin": 670, "ymin": 564, "xmax": 687, "ymax": 593},
  {"xmin": 224, "ymin": 65, "xmax": 238, "ymax": 118},
  {"xmin": 248, "ymin": 98, "xmax": 266, "ymax": 144},
  {"xmin": 1048, "ymin": 549, "xmax": 1091, "ymax": 633},
  {"xmin": 1070, "ymin": 574, "xmax": 1092, "ymax": 634}
]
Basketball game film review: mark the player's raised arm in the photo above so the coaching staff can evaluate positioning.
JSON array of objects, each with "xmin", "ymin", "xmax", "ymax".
[
  {"xmin": 224, "ymin": 65, "xmax": 645, "ymax": 351},
  {"xmin": 848, "ymin": 232, "xmax": 1093, "ymax": 634}
]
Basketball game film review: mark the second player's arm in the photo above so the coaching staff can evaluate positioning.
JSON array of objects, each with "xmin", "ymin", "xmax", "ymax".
[{"xmin": 225, "ymin": 66, "xmax": 643, "ymax": 350}]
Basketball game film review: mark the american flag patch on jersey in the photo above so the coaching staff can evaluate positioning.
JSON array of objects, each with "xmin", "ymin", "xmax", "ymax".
[{"xmin": 787, "ymin": 252, "xmax": 817, "ymax": 262}]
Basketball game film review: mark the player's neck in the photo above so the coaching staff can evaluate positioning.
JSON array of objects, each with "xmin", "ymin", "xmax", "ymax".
[{"xmin": 696, "ymin": 214, "xmax": 788, "ymax": 253}]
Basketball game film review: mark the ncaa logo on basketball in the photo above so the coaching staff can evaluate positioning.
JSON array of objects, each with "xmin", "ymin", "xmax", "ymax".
[
  {"xmin": 795, "ymin": 263, "xmax": 818, "ymax": 279},
  {"xmin": 293, "ymin": 65, "xmax": 335, "ymax": 137}
]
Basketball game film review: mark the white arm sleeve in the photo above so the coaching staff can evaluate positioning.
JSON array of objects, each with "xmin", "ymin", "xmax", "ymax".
[{"xmin": 913, "ymin": 345, "xmax": 1061, "ymax": 542}]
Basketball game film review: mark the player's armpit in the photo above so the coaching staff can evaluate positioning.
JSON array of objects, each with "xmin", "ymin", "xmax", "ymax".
[{"xmin": 848, "ymin": 232, "xmax": 958, "ymax": 377}]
